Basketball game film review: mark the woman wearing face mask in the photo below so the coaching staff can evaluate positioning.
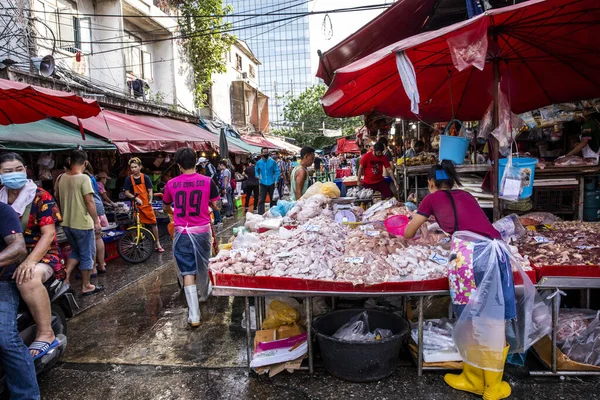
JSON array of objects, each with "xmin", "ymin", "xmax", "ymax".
[
  {"xmin": 0, "ymin": 152, "xmax": 65, "ymax": 359},
  {"xmin": 404, "ymin": 160, "xmax": 516, "ymax": 400},
  {"xmin": 123, "ymin": 158, "xmax": 163, "ymax": 252}
]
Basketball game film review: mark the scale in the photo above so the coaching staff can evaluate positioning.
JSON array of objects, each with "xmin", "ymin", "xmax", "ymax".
[{"xmin": 332, "ymin": 197, "xmax": 357, "ymax": 222}]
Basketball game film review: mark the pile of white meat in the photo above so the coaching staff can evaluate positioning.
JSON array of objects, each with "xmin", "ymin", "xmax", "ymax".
[{"xmin": 210, "ymin": 213, "xmax": 453, "ymax": 285}]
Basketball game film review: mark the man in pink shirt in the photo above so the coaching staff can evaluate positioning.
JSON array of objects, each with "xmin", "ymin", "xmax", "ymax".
[{"xmin": 163, "ymin": 147, "xmax": 221, "ymax": 327}]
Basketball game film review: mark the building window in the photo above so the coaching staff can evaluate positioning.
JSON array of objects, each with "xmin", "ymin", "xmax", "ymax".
[
  {"xmin": 124, "ymin": 31, "xmax": 143, "ymax": 77},
  {"xmin": 235, "ymin": 53, "xmax": 242, "ymax": 71},
  {"xmin": 249, "ymin": 65, "xmax": 255, "ymax": 79},
  {"xmin": 142, "ymin": 51, "xmax": 152, "ymax": 80}
]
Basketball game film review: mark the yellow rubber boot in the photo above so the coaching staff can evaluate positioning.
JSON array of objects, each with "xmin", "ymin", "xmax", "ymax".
[
  {"xmin": 482, "ymin": 346, "xmax": 512, "ymax": 400},
  {"xmin": 444, "ymin": 363, "xmax": 484, "ymax": 395}
]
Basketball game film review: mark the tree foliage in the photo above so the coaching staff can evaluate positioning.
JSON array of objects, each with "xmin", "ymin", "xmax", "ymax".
[
  {"xmin": 175, "ymin": 0, "xmax": 235, "ymax": 108},
  {"xmin": 274, "ymin": 84, "xmax": 362, "ymax": 148}
]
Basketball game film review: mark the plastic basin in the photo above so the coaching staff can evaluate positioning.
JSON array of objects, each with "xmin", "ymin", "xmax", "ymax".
[
  {"xmin": 439, "ymin": 135, "xmax": 470, "ymax": 165},
  {"xmin": 498, "ymin": 157, "xmax": 538, "ymax": 199},
  {"xmin": 384, "ymin": 215, "xmax": 409, "ymax": 236},
  {"xmin": 313, "ymin": 309, "xmax": 406, "ymax": 382}
]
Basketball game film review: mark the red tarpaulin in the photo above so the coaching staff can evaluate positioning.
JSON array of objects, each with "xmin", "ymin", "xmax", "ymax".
[
  {"xmin": 322, "ymin": 0, "xmax": 600, "ymax": 121},
  {"xmin": 336, "ymin": 137, "xmax": 360, "ymax": 154},
  {"xmin": 64, "ymin": 110, "xmax": 223, "ymax": 154},
  {"xmin": 0, "ymin": 78, "xmax": 101, "ymax": 125},
  {"xmin": 316, "ymin": 0, "xmax": 437, "ymax": 85},
  {"xmin": 241, "ymin": 135, "xmax": 281, "ymax": 150}
]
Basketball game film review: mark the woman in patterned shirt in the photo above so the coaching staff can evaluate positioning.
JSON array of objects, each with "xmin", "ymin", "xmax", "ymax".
[{"xmin": 0, "ymin": 153, "xmax": 65, "ymax": 359}]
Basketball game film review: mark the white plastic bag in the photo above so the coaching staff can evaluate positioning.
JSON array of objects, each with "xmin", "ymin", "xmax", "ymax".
[
  {"xmin": 452, "ymin": 231, "xmax": 551, "ymax": 371},
  {"xmin": 332, "ymin": 311, "xmax": 393, "ymax": 342},
  {"xmin": 499, "ymin": 153, "xmax": 522, "ymax": 202}
]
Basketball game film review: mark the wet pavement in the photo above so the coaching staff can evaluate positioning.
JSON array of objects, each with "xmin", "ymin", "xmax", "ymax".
[{"xmin": 37, "ymin": 208, "xmax": 600, "ymax": 399}]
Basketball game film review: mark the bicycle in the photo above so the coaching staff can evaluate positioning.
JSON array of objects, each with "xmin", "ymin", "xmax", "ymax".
[{"xmin": 117, "ymin": 193, "xmax": 156, "ymax": 264}]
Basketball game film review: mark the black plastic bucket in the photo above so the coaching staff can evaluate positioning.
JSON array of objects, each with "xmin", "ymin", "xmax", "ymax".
[{"xmin": 313, "ymin": 309, "xmax": 406, "ymax": 382}]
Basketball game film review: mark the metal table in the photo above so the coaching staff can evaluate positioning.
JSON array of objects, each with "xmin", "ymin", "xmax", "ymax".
[
  {"xmin": 531, "ymin": 276, "xmax": 600, "ymax": 376},
  {"xmin": 212, "ymin": 285, "xmax": 449, "ymax": 376}
]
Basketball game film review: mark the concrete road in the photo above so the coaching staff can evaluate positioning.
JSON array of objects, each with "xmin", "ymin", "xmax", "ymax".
[{"xmin": 37, "ymin": 211, "xmax": 600, "ymax": 399}]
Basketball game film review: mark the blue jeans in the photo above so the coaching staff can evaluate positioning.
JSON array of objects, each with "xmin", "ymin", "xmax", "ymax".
[
  {"xmin": 173, "ymin": 232, "xmax": 212, "ymax": 300},
  {"xmin": 63, "ymin": 226, "xmax": 96, "ymax": 271},
  {"xmin": 0, "ymin": 282, "xmax": 40, "ymax": 400},
  {"xmin": 213, "ymin": 209, "xmax": 222, "ymax": 224},
  {"xmin": 224, "ymin": 187, "xmax": 233, "ymax": 216}
]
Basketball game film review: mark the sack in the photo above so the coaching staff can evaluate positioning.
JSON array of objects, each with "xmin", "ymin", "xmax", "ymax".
[{"xmin": 262, "ymin": 300, "xmax": 300, "ymax": 329}]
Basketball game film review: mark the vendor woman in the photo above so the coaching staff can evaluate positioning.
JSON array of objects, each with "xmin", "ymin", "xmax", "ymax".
[
  {"xmin": 124, "ymin": 157, "xmax": 164, "ymax": 252},
  {"xmin": 404, "ymin": 160, "xmax": 515, "ymax": 400}
]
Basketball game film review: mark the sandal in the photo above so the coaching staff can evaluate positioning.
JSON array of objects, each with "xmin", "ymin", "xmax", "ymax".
[
  {"xmin": 30, "ymin": 339, "xmax": 59, "ymax": 360},
  {"xmin": 156, "ymin": 247, "xmax": 165, "ymax": 253},
  {"xmin": 82, "ymin": 285, "xmax": 105, "ymax": 296},
  {"xmin": 97, "ymin": 264, "xmax": 107, "ymax": 274}
]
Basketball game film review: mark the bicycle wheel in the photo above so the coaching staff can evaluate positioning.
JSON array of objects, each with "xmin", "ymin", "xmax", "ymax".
[{"xmin": 118, "ymin": 228, "xmax": 155, "ymax": 264}]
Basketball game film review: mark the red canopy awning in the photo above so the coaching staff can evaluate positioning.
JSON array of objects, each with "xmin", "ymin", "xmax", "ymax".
[
  {"xmin": 336, "ymin": 137, "xmax": 360, "ymax": 154},
  {"xmin": 322, "ymin": 0, "xmax": 600, "ymax": 121},
  {"xmin": 316, "ymin": 0, "xmax": 437, "ymax": 85},
  {"xmin": 64, "ymin": 110, "xmax": 220, "ymax": 154},
  {"xmin": 241, "ymin": 135, "xmax": 281, "ymax": 150},
  {"xmin": 0, "ymin": 78, "xmax": 101, "ymax": 125}
]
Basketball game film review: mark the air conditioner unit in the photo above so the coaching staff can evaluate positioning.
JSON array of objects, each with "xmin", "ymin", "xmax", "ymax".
[{"xmin": 241, "ymin": 72, "xmax": 248, "ymax": 79}]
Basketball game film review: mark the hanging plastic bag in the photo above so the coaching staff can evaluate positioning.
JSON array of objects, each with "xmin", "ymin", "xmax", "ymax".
[
  {"xmin": 452, "ymin": 231, "xmax": 551, "ymax": 371},
  {"xmin": 446, "ymin": 17, "xmax": 489, "ymax": 72},
  {"xmin": 499, "ymin": 153, "xmax": 522, "ymax": 202},
  {"xmin": 173, "ymin": 226, "xmax": 214, "ymax": 301},
  {"xmin": 491, "ymin": 82, "xmax": 524, "ymax": 157},
  {"xmin": 321, "ymin": 182, "xmax": 341, "ymax": 198},
  {"xmin": 262, "ymin": 300, "xmax": 300, "ymax": 329}
]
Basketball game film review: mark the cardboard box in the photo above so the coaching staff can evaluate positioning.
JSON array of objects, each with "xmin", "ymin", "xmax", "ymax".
[
  {"xmin": 277, "ymin": 323, "xmax": 304, "ymax": 340},
  {"xmin": 533, "ymin": 335, "xmax": 600, "ymax": 372},
  {"xmin": 253, "ymin": 325, "xmax": 306, "ymax": 376}
]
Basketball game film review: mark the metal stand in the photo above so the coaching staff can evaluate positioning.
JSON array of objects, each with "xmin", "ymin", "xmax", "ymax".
[{"xmin": 214, "ymin": 287, "xmax": 448, "ymax": 376}]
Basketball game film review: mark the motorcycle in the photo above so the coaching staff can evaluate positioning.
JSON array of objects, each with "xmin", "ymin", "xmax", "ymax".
[{"xmin": 0, "ymin": 276, "xmax": 77, "ymax": 388}]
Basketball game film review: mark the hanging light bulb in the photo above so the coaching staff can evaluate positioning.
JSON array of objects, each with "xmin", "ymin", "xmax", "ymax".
[
  {"xmin": 202, "ymin": 152, "xmax": 206, "ymax": 157},
  {"xmin": 410, "ymin": 123, "xmax": 417, "ymax": 130},
  {"xmin": 213, "ymin": 152, "xmax": 217, "ymax": 157}
]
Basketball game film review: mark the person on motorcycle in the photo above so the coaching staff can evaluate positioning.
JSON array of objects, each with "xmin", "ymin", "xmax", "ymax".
[
  {"xmin": 0, "ymin": 153, "xmax": 65, "ymax": 359},
  {"xmin": 163, "ymin": 148, "xmax": 221, "ymax": 327},
  {"xmin": 0, "ymin": 201, "xmax": 40, "ymax": 399}
]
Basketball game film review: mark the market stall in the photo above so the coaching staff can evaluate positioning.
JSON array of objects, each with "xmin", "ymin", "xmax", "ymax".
[{"xmin": 208, "ymin": 188, "xmax": 544, "ymax": 377}]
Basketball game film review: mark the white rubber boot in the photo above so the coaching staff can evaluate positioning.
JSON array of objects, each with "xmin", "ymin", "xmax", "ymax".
[{"xmin": 184, "ymin": 285, "xmax": 200, "ymax": 327}]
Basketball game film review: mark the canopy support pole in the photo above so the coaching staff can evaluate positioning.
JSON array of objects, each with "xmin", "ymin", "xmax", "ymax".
[
  {"xmin": 402, "ymin": 120, "xmax": 408, "ymax": 201},
  {"xmin": 492, "ymin": 59, "xmax": 501, "ymax": 221}
]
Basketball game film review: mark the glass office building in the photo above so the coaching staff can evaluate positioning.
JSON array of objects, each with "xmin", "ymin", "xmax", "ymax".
[{"xmin": 225, "ymin": 0, "xmax": 312, "ymax": 129}]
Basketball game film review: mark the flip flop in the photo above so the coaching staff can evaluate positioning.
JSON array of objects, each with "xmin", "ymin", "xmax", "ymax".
[
  {"xmin": 156, "ymin": 248, "xmax": 165, "ymax": 253},
  {"xmin": 82, "ymin": 285, "xmax": 105, "ymax": 296},
  {"xmin": 30, "ymin": 339, "xmax": 59, "ymax": 360}
]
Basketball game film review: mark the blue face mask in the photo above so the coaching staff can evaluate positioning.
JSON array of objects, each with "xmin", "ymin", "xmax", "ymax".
[{"xmin": 1, "ymin": 172, "xmax": 28, "ymax": 189}]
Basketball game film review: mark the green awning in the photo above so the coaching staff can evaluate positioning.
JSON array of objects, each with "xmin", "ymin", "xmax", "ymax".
[{"xmin": 0, "ymin": 119, "xmax": 116, "ymax": 152}]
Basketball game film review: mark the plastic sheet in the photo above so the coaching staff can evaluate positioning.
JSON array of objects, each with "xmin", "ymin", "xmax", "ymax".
[
  {"xmin": 452, "ymin": 231, "xmax": 551, "ymax": 371},
  {"xmin": 173, "ymin": 226, "xmax": 213, "ymax": 301},
  {"xmin": 560, "ymin": 311, "xmax": 600, "ymax": 366},
  {"xmin": 332, "ymin": 311, "xmax": 393, "ymax": 342},
  {"xmin": 270, "ymin": 200, "xmax": 296, "ymax": 217},
  {"xmin": 493, "ymin": 214, "xmax": 526, "ymax": 242},
  {"xmin": 491, "ymin": 84, "xmax": 524, "ymax": 157}
]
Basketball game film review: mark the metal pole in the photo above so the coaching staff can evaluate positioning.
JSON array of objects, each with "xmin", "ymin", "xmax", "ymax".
[
  {"xmin": 306, "ymin": 297, "xmax": 314, "ymax": 373},
  {"xmin": 245, "ymin": 297, "xmax": 252, "ymax": 373},
  {"xmin": 403, "ymin": 120, "xmax": 408, "ymax": 201},
  {"xmin": 492, "ymin": 59, "xmax": 501, "ymax": 221},
  {"xmin": 418, "ymin": 296, "xmax": 424, "ymax": 377},
  {"xmin": 552, "ymin": 292, "xmax": 558, "ymax": 374},
  {"xmin": 254, "ymin": 296, "xmax": 260, "ymax": 332},
  {"xmin": 331, "ymin": 297, "xmax": 336, "ymax": 311}
]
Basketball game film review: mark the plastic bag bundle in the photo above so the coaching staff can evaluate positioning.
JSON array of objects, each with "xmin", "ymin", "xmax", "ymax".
[
  {"xmin": 262, "ymin": 300, "xmax": 300, "ymax": 329},
  {"xmin": 493, "ymin": 214, "xmax": 526, "ymax": 242},
  {"xmin": 332, "ymin": 311, "xmax": 393, "ymax": 342},
  {"xmin": 452, "ymin": 231, "xmax": 551, "ymax": 371},
  {"xmin": 321, "ymin": 182, "xmax": 341, "ymax": 198},
  {"xmin": 270, "ymin": 200, "xmax": 296, "ymax": 217},
  {"xmin": 301, "ymin": 182, "xmax": 323, "ymax": 200},
  {"xmin": 560, "ymin": 312, "xmax": 600, "ymax": 366},
  {"xmin": 173, "ymin": 226, "xmax": 213, "ymax": 301}
]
